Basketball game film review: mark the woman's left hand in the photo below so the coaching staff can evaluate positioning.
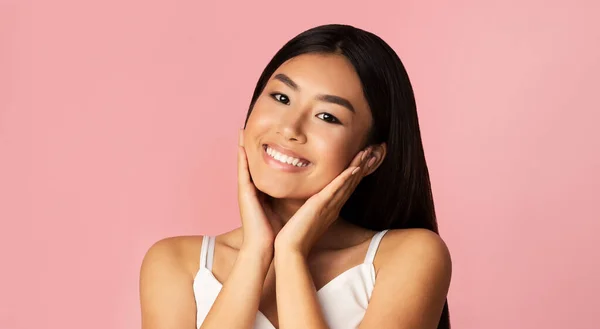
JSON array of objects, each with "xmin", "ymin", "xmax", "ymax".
[{"xmin": 274, "ymin": 147, "xmax": 377, "ymax": 257}]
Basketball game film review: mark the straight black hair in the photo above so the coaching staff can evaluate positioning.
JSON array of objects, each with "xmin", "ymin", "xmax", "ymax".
[{"xmin": 244, "ymin": 24, "xmax": 450, "ymax": 329}]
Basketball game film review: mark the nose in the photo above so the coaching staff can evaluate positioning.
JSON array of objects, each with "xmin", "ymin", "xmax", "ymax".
[{"xmin": 277, "ymin": 109, "xmax": 307, "ymax": 143}]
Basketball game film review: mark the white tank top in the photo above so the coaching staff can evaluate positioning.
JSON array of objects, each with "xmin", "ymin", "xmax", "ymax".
[{"xmin": 193, "ymin": 230, "xmax": 389, "ymax": 329}]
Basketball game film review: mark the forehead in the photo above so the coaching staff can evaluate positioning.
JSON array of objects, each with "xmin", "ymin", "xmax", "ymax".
[{"xmin": 271, "ymin": 53, "xmax": 369, "ymax": 111}]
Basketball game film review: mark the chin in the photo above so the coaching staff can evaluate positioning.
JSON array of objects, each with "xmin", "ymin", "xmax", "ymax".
[{"xmin": 253, "ymin": 175, "xmax": 312, "ymax": 200}]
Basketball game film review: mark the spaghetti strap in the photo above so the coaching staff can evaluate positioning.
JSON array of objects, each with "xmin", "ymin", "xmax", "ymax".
[
  {"xmin": 194, "ymin": 232, "xmax": 389, "ymax": 329},
  {"xmin": 206, "ymin": 236, "xmax": 215, "ymax": 271},
  {"xmin": 199, "ymin": 235, "xmax": 216, "ymax": 270},
  {"xmin": 199, "ymin": 235, "xmax": 209, "ymax": 269},
  {"xmin": 364, "ymin": 230, "xmax": 389, "ymax": 264}
]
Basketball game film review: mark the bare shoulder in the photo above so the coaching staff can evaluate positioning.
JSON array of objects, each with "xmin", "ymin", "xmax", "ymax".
[
  {"xmin": 377, "ymin": 228, "xmax": 452, "ymax": 277},
  {"xmin": 380, "ymin": 228, "xmax": 451, "ymax": 258},
  {"xmin": 360, "ymin": 228, "xmax": 451, "ymax": 328},
  {"xmin": 139, "ymin": 235, "xmax": 205, "ymax": 329},
  {"xmin": 141, "ymin": 235, "xmax": 206, "ymax": 276},
  {"xmin": 142, "ymin": 228, "xmax": 242, "ymax": 272},
  {"xmin": 139, "ymin": 230, "xmax": 241, "ymax": 329}
]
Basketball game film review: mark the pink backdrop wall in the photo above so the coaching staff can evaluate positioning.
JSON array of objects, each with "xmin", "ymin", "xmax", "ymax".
[{"xmin": 1, "ymin": 0, "xmax": 598, "ymax": 328}]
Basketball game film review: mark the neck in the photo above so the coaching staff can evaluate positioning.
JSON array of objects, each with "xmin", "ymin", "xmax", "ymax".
[
  {"xmin": 265, "ymin": 195, "xmax": 357, "ymax": 250},
  {"xmin": 268, "ymin": 195, "xmax": 305, "ymax": 225}
]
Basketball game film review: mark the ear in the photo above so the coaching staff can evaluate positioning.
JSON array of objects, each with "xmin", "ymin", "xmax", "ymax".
[{"xmin": 364, "ymin": 142, "xmax": 387, "ymax": 176}]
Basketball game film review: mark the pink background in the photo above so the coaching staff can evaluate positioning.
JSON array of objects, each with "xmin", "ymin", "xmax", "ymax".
[{"xmin": 1, "ymin": 0, "xmax": 598, "ymax": 328}]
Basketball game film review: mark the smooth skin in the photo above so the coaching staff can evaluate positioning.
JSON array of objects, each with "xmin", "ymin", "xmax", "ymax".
[{"xmin": 140, "ymin": 53, "xmax": 452, "ymax": 329}]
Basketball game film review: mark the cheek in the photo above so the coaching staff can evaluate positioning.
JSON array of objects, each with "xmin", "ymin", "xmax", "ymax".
[
  {"xmin": 244, "ymin": 102, "xmax": 277, "ymax": 151},
  {"xmin": 314, "ymin": 139, "xmax": 356, "ymax": 175},
  {"xmin": 246, "ymin": 98, "xmax": 279, "ymax": 128}
]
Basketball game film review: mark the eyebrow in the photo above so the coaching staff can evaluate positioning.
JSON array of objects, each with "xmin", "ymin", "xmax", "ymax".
[{"xmin": 273, "ymin": 73, "xmax": 355, "ymax": 113}]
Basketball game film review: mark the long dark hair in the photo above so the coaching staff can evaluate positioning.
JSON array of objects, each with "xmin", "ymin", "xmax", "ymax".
[{"xmin": 243, "ymin": 24, "xmax": 450, "ymax": 329}]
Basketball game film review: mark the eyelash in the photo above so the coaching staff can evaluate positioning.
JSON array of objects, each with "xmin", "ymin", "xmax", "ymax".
[{"xmin": 269, "ymin": 92, "xmax": 341, "ymax": 124}]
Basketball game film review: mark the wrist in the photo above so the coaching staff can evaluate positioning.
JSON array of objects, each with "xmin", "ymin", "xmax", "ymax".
[
  {"xmin": 275, "ymin": 238, "xmax": 309, "ymax": 259},
  {"xmin": 274, "ymin": 247, "xmax": 306, "ymax": 266},
  {"xmin": 238, "ymin": 245, "xmax": 274, "ymax": 267}
]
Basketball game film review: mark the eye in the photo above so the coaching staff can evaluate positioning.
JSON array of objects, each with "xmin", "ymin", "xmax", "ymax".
[
  {"xmin": 316, "ymin": 113, "xmax": 341, "ymax": 124},
  {"xmin": 270, "ymin": 93, "xmax": 290, "ymax": 105}
]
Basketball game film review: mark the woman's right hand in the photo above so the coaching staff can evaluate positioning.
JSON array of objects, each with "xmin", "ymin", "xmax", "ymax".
[{"xmin": 237, "ymin": 129, "xmax": 282, "ymax": 254}]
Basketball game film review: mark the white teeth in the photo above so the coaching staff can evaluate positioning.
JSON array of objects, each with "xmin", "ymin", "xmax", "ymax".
[{"xmin": 265, "ymin": 146, "xmax": 308, "ymax": 167}]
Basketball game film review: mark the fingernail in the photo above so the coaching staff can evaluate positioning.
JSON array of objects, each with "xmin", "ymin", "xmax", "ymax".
[
  {"xmin": 367, "ymin": 156, "xmax": 376, "ymax": 168},
  {"xmin": 361, "ymin": 148, "xmax": 371, "ymax": 161},
  {"xmin": 352, "ymin": 166, "xmax": 361, "ymax": 175}
]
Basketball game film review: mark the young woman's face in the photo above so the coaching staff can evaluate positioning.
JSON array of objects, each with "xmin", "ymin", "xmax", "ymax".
[{"xmin": 244, "ymin": 53, "xmax": 373, "ymax": 199}]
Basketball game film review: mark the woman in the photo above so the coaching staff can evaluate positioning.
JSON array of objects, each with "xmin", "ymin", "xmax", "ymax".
[{"xmin": 140, "ymin": 24, "xmax": 452, "ymax": 329}]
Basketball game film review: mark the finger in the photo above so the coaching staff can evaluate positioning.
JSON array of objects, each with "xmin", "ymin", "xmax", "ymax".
[
  {"xmin": 311, "ymin": 148, "xmax": 371, "ymax": 208},
  {"xmin": 347, "ymin": 147, "xmax": 373, "ymax": 174},
  {"xmin": 314, "ymin": 149, "xmax": 367, "ymax": 202},
  {"xmin": 331, "ymin": 149, "xmax": 373, "ymax": 205},
  {"xmin": 350, "ymin": 146, "xmax": 375, "ymax": 176},
  {"xmin": 237, "ymin": 146, "xmax": 252, "ymax": 186},
  {"xmin": 349, "ymin": 149, "xmax": 367, "ymax": 169},
  {"xmin": 237, "ymin": 129, "xmax": 252, "ymax": 189},
  {"xmin": 309, "ymin": 165, "xmax": 357, "ymax": 210},
  {"xmin": 349, "ymin": 150, "xmax": 373, "ymax": 184},
  {"xmin": 238, "ymin": 128, "xmax": 245, "ymax": 147}
]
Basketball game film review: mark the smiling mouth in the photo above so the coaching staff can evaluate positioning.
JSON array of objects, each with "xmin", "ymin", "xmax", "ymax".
[{"xmin": 263, "ymin": 144, "xmax": 310, "ymax": 167}]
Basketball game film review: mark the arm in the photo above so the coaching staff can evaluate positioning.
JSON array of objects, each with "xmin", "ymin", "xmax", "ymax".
[
  {"xmin": 200, "ymin": 246, "xmax": 273, "ymax": 329},
  {"xmin": 273, "ymin": 229, "xmax": 451, "ymax": 329},
  {"xmin": 271, "ymin": 148, "xmax": 376, "ymax": 329},
  {"xmin": 139, "ymin": 237, "xmax": 273, "ymax": 329},
  {"xmin": 358, "ymin": 229, "xmax": 452, "ymax": 329},
  {"xmin": 140, "ymin": 130, "xmax": 280, "ymax": 329},
  {"xmin": 274, "ymin": 249, "xmax": 329, "ymax": 329}
]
